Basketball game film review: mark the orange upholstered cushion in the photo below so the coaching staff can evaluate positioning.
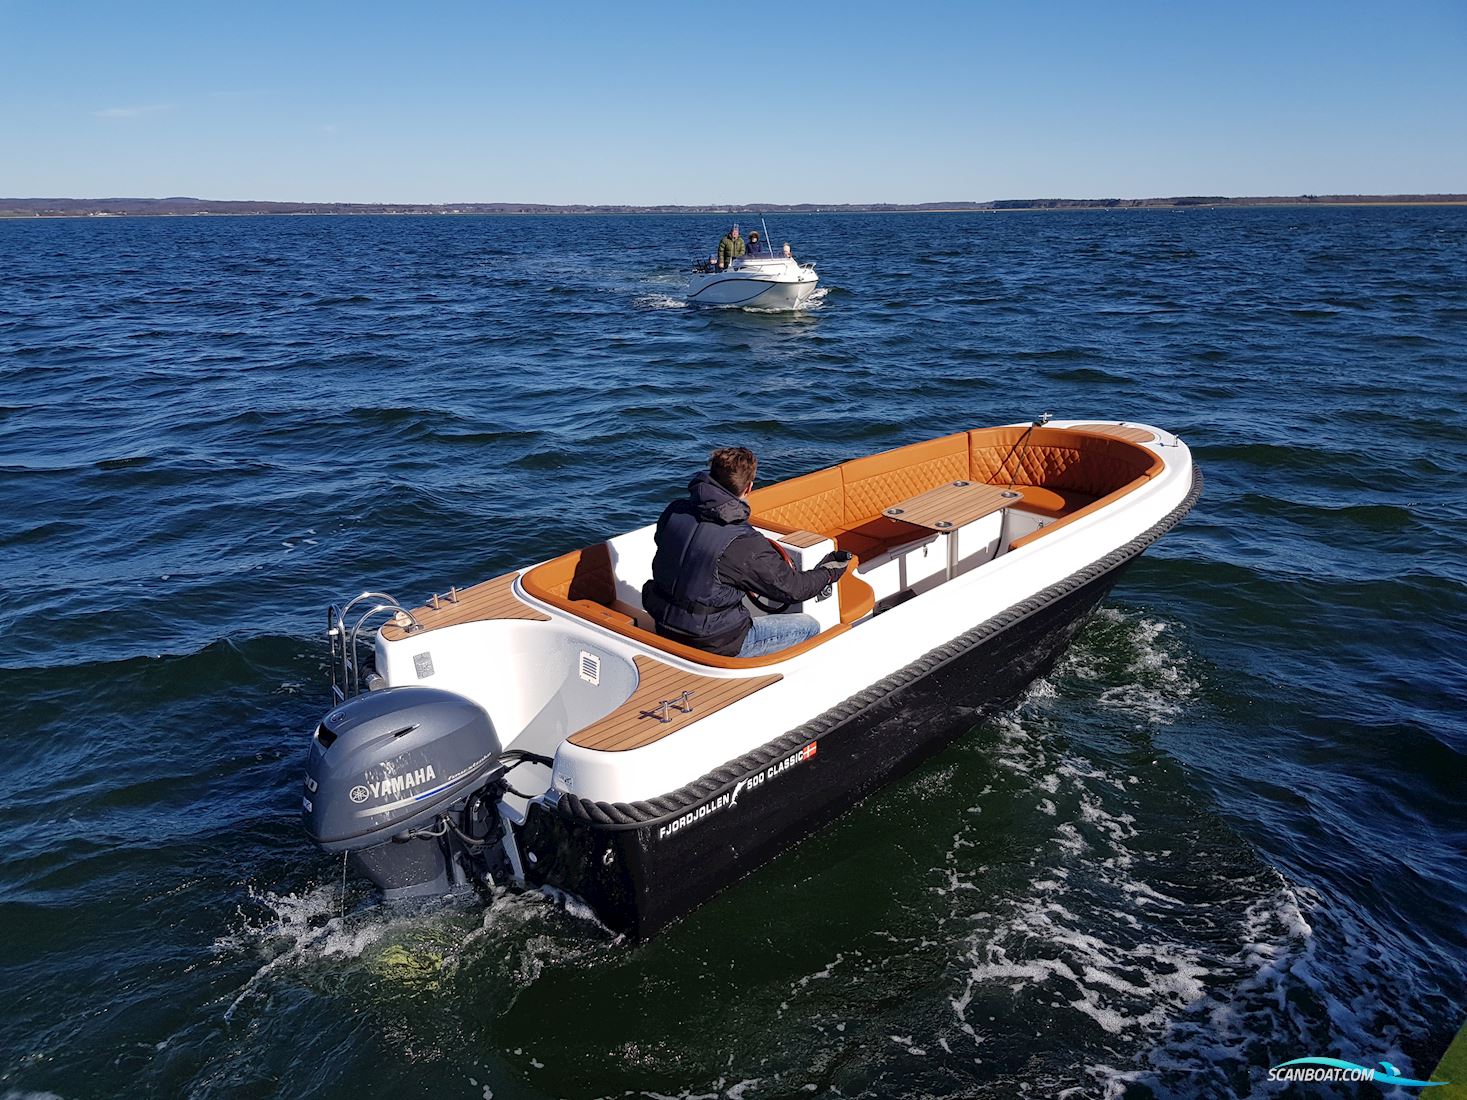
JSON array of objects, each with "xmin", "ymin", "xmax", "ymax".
[
  {"xmin": 839, "ymin": 433, "xmax": 970, "ymax": 524},
  {"xmin": 969, "ymin": 427, "xmax": 1161, "ymax": 496},
  {"xmin": 1007, "ymin": 486, "xmax": 1098, "ymax": 518},
  {"xmin": 748, "ymin": 466, "xmax": 845, "ymax": 535}
]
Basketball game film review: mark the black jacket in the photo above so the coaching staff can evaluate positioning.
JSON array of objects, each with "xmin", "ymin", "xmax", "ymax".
[{"xmin": 642, "ymin": 472, "xmax": 836, "ymax": 656}]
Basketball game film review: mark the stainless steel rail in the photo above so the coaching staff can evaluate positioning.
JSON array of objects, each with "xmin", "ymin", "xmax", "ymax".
[{"xmin": 327, "ymin": 591, "xmax": 421, "ymax": 703}]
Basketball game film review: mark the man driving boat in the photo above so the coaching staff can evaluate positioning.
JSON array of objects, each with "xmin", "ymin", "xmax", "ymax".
[
  {"xmin": 643, "ymin": 447, "xmax": 850, "ymax": 658},
  {"xmin": 716, "ymin": 224, "xmax": 746, "ymax": 270}
]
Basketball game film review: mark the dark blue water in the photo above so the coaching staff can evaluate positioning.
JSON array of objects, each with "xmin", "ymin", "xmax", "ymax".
[{"xmin": 1, "ymin": 208, "xmax": 1463, "ymax": 1099}]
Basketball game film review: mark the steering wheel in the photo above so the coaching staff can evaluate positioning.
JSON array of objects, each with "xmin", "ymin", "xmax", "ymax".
[{"xmin": 747, "ymin": 538, "xmax": 796, "ymax": 615}]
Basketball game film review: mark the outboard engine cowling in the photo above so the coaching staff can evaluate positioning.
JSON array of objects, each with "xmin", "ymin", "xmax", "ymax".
[{"xmin": 302, "ymin": 686, "xmax": 504, "ymax": 899}]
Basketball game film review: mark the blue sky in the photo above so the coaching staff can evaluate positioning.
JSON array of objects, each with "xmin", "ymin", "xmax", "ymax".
[{"xmin": 2, "ymin": 0, "xmax": 1463, "ymax": 203}]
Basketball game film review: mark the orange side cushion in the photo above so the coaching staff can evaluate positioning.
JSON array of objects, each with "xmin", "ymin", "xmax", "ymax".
[
  {"xmin": 748, "ymin": 466, "xmax": 845, "ymax": 534},
  {"xmin": 839, "ymin": 432, "xmax": 970, "ymax": 524},
  {"xmin": 839, "ymin": 569, "xmax": 876, "ymax": 623}
]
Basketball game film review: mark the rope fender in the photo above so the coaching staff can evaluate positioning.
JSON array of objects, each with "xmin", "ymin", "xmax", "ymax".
[{"xmin": 558, "ymin": 466, "xmax": 1205, "ymax": 828}]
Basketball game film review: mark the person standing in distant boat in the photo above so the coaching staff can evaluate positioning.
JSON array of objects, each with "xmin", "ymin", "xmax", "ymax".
[
  {"xmin": 782, "ymin": 242, "xmax": 795, "ymax": 260},
  {"xmin": 716, "ymin": 224, "xmax": 745, "ymax": 269},
  {"xmin": 642, "ymin": 446, "xmax": 850, "ymax": 659},
  {"xmin": 746, "ymin": 229, "xmax": 763, "ymax": 256}
]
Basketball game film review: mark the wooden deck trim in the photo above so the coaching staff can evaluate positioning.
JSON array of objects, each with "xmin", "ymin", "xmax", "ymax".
[
  {"xmin": 380, "ymin": 571, "xmax": 548, "ymax": 641},
  {"xmin": 1069, "ymin": 423, "xmax": 1157, "ymax": 444},
  {"xmin": 778, "ymin": 529, "xmax": 828, "ymax": 549},
  {"xmin": 568, "ymin": 656, "xmax": 781, "ymax": 752}
]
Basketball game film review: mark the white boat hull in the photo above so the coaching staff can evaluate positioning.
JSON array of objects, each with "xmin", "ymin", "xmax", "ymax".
[{"xmin": 686, "ymin": 256, "xmax": 819, "ymax": 309}]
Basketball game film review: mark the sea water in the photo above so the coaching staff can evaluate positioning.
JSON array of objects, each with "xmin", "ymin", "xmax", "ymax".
[{"xmin": 1, "ymin": 207, "xmax": 1463, "ymax": 1098}]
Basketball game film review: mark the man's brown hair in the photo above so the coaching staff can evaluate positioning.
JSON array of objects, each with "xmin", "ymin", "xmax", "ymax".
[{"xmin": 709, "ymin": 446, "xmax": 757, "ymax": 495}]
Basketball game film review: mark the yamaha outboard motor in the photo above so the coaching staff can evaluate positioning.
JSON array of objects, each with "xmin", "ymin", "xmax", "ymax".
[{"xmin": 303, "ymin": 686, "xmax": 505, "ymax": 899}]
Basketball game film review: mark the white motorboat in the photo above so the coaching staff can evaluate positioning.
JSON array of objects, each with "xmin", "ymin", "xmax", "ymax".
[
  {"xmin": 685, "ymin": 252, "xmax": 819, "ymax": 309},
  {"xmin": 303, "ymin": 419, "xmax": 1201, "ymax": 938}
]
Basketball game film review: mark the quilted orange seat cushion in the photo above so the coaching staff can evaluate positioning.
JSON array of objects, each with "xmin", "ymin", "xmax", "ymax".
[
  {"xmin": 747, "ymin": 466, "xmax": 844, "ymax": 535},
  {"xmin": 839, "ymin": 433, "xmax": 971, "ymax": 526}
]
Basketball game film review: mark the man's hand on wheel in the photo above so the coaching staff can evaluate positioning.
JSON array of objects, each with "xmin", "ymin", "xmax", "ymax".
[{"xmin": 819, "ymin": 550, "xmax": 853, "ymax": 579}]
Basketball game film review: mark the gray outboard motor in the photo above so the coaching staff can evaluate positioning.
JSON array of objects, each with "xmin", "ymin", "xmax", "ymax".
[{"xmin": 302, "ymin": 686, "xmax": 505, "ymax": 899}]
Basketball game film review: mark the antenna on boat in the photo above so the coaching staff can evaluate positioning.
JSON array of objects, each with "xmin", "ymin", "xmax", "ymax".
[
  {"xmin": 998, "ymin": 412, "xmax": 1053, "ymax": 489},
  {"xmin": 761, "ymin": 214, "xmax": 773, "ymax": 256}
]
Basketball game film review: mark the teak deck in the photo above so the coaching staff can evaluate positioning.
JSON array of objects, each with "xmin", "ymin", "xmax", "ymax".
[
  {"xmin": 1071, "ymin": 423, "xmax": 1156, "ymax": 444},
  {"xmin": 381, "ymin": 571, "xmax": 547, "ymax": 642},
  {"xmin": 568, "ymin": 656, "xmax": 781, "ymax": 752}
]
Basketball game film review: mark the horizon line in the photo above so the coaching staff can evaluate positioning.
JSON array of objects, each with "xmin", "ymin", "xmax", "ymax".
[{"xmin": 5, "ymin": 191, "xmax": 1467, "ymax": 208}]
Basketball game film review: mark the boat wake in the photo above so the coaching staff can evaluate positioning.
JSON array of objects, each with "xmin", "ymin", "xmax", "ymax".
[
  {"xmin": 934, "ymin": 608, "xmax": 1439, "ymax": 1098},
  {"xmin": 634, "ymin": 293, "xmax": 688, "ymax": 310},
  {"xmin": 213, "ymin": 878, "xmax": 611, "ymax": 1023},
  {"xmin": 743, "ymin": 285, "xmax": 830, "ymax": 313},
  {"xmin": 215, "ymin": 883, "xmax": 430, "ymax": 1018},
  {"xmin": 1065, "ymin": 607, "xmax": 1201, "ymax": 725}
]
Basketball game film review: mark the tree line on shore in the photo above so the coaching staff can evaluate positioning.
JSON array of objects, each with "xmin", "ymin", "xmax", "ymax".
[{"xmin": 3, "ymin": 194, "xmax": 1463, "ymax": 218}]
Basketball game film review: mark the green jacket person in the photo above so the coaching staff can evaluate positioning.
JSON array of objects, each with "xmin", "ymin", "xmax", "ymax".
[{"xmin": 716, "ymin": 225, "xmax": 746, "ymax": 269}]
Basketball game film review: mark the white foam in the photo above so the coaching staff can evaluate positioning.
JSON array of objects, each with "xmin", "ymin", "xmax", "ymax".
[
  {"xmin": 1100, "ymin": 614, "xmax": 1198, "ymax": 725},
  {"xmin": 743, "ymin": 286, "xmax": 829, "ymax": 314},
  {"xmin": 216, "ymin": 883, "xmax": 394, "ymax": 1019},
  {"xmin": 635, "ymin": 293, "xmax": 688, "ymax": 310},
  {"xmin": 1083, "ymin": 872, "xmax": 1438, "ymax": 1096},
  {"xmin": 215, "ymin": 877, "xmax": 614, "ymax": 1032},
  {"xmin": 946, "ymin": 646, "xmax": 1415, "ymax": 1097},
  {"xmin": 942, "ymin": 699, "xmax": 1228, "ymax": 1070},
  {"xmin": 797, "ymin": 952, "xmax": 845, "ymax": 986}
]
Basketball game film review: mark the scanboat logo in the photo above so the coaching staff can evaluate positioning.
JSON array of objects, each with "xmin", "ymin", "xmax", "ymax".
[
  {"xmin": 350, "ymin": 765, "xmax": 439, "ymax": 806},
  {"xmin": 1268, "ymin": 1057, "xmax": 1446, "ymax": 1089},
  {"xmin": 657, "ymin": 741, "xmax": 817, "ymax": 841}
]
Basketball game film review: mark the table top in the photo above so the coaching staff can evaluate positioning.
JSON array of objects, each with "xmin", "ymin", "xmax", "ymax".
[{"xmin": 882, "ymin": 481, "xmax": 1023, "ymax": 532}]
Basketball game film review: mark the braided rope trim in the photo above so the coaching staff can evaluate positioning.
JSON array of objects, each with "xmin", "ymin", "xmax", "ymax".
[{"xmin": 558, "ymin": 466, "xmax": 1204, "ymax": 828}]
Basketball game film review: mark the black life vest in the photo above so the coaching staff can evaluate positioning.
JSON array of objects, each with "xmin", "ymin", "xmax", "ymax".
[{"xmin": 642, "ymin": 472, "xmax": 754, "ymax": 653}]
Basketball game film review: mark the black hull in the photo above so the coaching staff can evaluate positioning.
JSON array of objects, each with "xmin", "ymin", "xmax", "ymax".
[{"xmin": 519, "ymin": 557, "xmax": 1135, "ymax": 939}]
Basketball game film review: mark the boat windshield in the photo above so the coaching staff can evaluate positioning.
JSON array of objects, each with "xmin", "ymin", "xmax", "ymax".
[{"xmin": 732, "ymin": 254, "xmax": 793, "ymax": 267}]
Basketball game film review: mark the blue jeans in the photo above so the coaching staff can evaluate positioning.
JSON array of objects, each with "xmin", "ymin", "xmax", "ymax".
[{"xmin": 737, "ymin": 612, "xmax": 821, "ymax": 658}]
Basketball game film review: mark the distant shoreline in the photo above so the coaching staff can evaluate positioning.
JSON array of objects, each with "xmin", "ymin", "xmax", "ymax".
[{"xmin": 3, "ymin": 194, "xmax": 1466, "ymax": 219}]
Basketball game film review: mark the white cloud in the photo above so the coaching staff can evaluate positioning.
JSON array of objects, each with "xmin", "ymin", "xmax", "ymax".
[{"xmin": 93, "ymin": 104, "xmax": 173, "ymax": 120}]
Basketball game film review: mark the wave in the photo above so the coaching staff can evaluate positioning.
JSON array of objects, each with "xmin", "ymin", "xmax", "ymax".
[
  {"xmin": 634, "ymin": 293, "xmax": 688, "ymax": 310},
  {"xmin": 1050, "ymin": 367, "xmax": 1129, "ymax": 384}
]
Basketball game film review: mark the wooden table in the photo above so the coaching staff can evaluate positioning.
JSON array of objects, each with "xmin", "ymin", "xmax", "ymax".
[{"xmin": 882, "ymin": 481, "xmax": 1024, "ymax": 579}]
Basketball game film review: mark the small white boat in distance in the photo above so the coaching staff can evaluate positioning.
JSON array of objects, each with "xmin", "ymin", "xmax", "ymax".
[{"xmin": 686, "ymin": 252, "xmax": 819, "ymax": 309}]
